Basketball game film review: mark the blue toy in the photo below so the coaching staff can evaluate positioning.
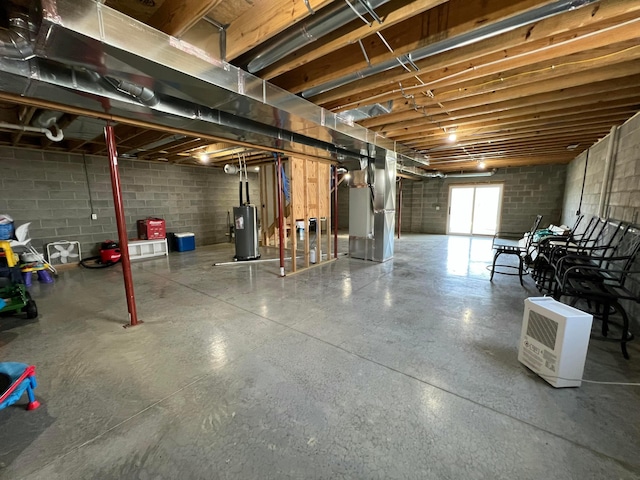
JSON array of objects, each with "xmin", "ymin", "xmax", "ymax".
[{"xmin": 0, "ymin": 362, "xmax": 40, "ymax": 411}]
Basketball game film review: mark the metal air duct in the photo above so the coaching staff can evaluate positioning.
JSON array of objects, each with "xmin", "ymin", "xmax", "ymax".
[
  {"xmin": 443, "ymin": 169, "xmax": 496, "ymax": 178},
  {"xmin": 0, "ymin": 9, "xmax": 36, "ymax": 60},
  {"xmin": 0, "ymin": 0, "xmax": 421, "ymax": 166},
  {"xmin": 246, "ymin": 0, "xmax": 390, "ymax": 73},
  {"xmin": 301, "ymin": 0, "xmax": 597, "ymax": 98}
]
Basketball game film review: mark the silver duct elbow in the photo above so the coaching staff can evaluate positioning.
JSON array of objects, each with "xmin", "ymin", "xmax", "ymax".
[
  {"xmin": 0, "ymin": 13, "xmax": 37, "ymax": 60},
  {"xmin": 107, "ymin": 78, "xmax": 159, "ymax": 107}
]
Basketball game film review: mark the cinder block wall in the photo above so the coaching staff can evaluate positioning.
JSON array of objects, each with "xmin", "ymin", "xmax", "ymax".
[
  {"xmin": 562, "ymin": 112, "xmax": 640, "ymax": 329},
  {"xmin": 563, "ymin": 113, "xmax": 640, "ymax": 227},
  {"xmin": 338, "ymin": 164, "xmax": 566, "ymax": 234},
  {"xmin": 0, "ymin": 147, "xmax": 259, "ymax": 256}
]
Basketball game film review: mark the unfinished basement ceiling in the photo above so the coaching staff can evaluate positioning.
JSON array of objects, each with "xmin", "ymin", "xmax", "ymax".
[{"xmin": 1, "ymin": 0, "xmax": 639, "ymax": 174}]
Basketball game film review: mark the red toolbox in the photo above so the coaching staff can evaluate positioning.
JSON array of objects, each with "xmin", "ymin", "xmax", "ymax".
[{"xmin": 137, "ymin": 218, "xmax": 166, "ymax": 240}]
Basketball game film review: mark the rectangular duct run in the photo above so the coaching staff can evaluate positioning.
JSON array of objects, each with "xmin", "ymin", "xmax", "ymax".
[
  {"xmin": 349, "ymin": 149, "xmax": 396, "ymax": 262},
  {"xmin": 0, "ymin": 0, "xmax": 414, "ymax": 166}
]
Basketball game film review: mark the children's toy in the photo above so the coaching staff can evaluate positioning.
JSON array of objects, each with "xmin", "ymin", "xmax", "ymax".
[
  {"xmin": 9, "ymin": 223, "xmax": 56, "ymax": 275},
  {"xmin": 0, "ymin": 240, "xmax": 38, "ymax": 319},
  {"xmin": 0, "ymin": 362, "xmax": 40, "ymax": 411}
]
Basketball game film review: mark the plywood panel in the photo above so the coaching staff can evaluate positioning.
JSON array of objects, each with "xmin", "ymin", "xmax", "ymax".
[
  {"xmin": 292, "ymin": 157, "xmax": 306, "ymax": 221},
  {"xmin": 318, "ymin": 164, "xmax": 330, "ymax": 217}
]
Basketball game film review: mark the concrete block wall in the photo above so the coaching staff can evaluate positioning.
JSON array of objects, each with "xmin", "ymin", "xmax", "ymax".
[
  {"xmin": 562, "ymin": 112, "xmax": 640, "ymax": 329},
  {"xmin": 561, "ymin": 133, "xmax": 613, "ymax": 228},
  {"xmin": 402, "ymin": 165, "xmax": 566, "ymax": 234},
  {"xmin": 563, "ymin": 113, "xmax": 640, "ymax": 227},
  {"xmin": 338, "ymin": 164, "xmax": 566, "ymax": 235},
  {"xmin": 0, "ymin": 146, "xmax": 259, "ymax": 257}
]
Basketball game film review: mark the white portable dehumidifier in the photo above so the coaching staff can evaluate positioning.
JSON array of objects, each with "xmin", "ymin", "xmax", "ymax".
[{"xmin": 518, "ymin": 297, "xmax": 593, "ymax": 388}]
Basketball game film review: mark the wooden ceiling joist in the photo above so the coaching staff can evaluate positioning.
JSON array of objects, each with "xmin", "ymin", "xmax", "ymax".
[
  {"xmin": 148, "ymin": 0, "xmax": 225, "ymax": 37},
  {"xmin": 314, "ymin": 1, "xmax": 640, "ymax": 108},
  {"xmin": 225, "ymin": 0, "xmax": 334, "ymax": 61},
  {"xmin": 260, "ymin": 0, "xmax": 450, "ymax": 79},
  {"xmin": 273, "ymin": 0, "xmax": 559, "ymax": 93}
]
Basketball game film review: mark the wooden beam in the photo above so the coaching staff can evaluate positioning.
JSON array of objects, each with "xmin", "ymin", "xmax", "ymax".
[
  {"xmin": 381, "ymin": 28, "xmax": 640, "ymax": 109},
  {"xmin": 261, "ymin": 0, "xmax": 449, "ymax": 79},
  {"xmin": 374, "ymin": 95, "xmax": 640, "ymax": 137},
  {"xmin": 397, "ymin": 113, "xmax": 635, "ymax": 145},
  {"xmin": 225, "ymin": 0, "xmax": 334, "ymax": 61},
  {"xmin": 370, "ymin": 80, "xmax": 640, "ymax": 134},
  {"xmin": 409, "ymin": 125, "xmax": 620, "ymax": 151},
  {"xmin": 147, "ymin": 0, "xmax": 224, "ymax": 37},
  {"xmin": 0, "ymin": 91, "xmax": 342, "ymax": 165},
  {"xmin": 274, "ymin": 0, "xmax": 559, "ymax": 93},
  {"xmin": 313, "ymin": 0, "xmax": 640, "ymax": 107}
]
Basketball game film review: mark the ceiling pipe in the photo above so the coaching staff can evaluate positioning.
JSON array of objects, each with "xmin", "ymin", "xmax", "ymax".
[
  {"xmin": 443, "ymin": 169, "xmax": 496, "ymax": 178},
  {"xmin": 32, "ymin": 110, "xmax": 59, "ymax": 128},
  {"xmin": 397, "ymin": 165, "xmax": 443, "ymax": 178},
  {"xmin": 1, "ymin": 0, "xmax": 426, "ymax": 166},
  {"xmin": 0, "ymin": 12, "xmax": 36, "ymax": 60},
  {"xmin": 301, "ymin": 0, "xmax": 597, "ymax": 98},
  {"xmin": 0, "ymin": 121, "xmax": 64, "ymax": 142},
  {"xmin": 0, "ymin": 52, "xmax": 361, "ymax": 160},
  {"xmin": 246, "ymin": 0, "xmax": 390, "ymax": 73},
  {"xmin": 106, "ymin": 78, "xmax": 159, "ymax": 107}
]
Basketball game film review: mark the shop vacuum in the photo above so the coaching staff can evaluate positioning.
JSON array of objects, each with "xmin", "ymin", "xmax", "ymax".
[{"xmin": 229, "ymin": 158, "xmax": 260, "ymax": 261}]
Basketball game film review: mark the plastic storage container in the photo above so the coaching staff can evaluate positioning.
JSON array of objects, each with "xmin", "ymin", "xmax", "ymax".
[{"xmin": 175, "ymin": 233, "xmax": 195, "ymax": 252}]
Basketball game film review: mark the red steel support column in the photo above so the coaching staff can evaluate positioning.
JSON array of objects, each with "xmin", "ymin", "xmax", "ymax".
[
  {"xmin": 105, "ymin": 125, "xmax": 140, "ymax": 327},
  {"xmin": 276, "ymin": 154, "xmax": 285, "ymax": 277},
  {"xmin": 397, "ymin": 178, "xmax": 403, "ymax": 239},
  {"xmin": 333, "ymin": 166, "xmax": 338, "ymax": 258}
]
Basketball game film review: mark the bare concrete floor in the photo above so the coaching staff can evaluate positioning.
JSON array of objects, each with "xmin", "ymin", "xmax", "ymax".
[{"xmin": 1, "ymin": 234, "xmax": 639, "ymax": 479}]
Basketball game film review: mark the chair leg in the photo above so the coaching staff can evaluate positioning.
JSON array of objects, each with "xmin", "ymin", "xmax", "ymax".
[
  {"xmin": 490, "ymin": 251, "xmax": 500, "ymax": 281},
  {"xmin": 518, "ymin": 256, "xmax": 524, "ymax": 286},
  {"xmin": 600, "ymin": 303, "xmax": 609, "ymax": 337},
  {"xmin": 613, "ymin": 301, "xmax": 631, "ymax": 360}
]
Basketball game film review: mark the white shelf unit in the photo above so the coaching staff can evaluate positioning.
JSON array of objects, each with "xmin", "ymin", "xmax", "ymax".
[{"xmin": 128, "ymin": 238, "xmax": 168, "ymax": 260}]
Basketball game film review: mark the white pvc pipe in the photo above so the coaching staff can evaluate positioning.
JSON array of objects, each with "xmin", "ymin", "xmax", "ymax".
[
  {"xmin": 0, "ymin": 121, "xmax": 64, "ymax": 142},
  {"xmin": 598, "ymin": 125, "xmax": 619, "ymax": 218}
]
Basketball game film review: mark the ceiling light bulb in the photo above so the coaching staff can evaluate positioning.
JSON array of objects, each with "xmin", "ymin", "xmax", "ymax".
[
  {"xmin": 254, "ymin": 166, "xmax": 260, "ymax": 171},
  {"xmin": 478, "ymin": 161, "xmax": 486, "ymax": 170},
  {"xmin": 448, "ymin": 133, "xmax": 457, "ymax": 142},
  {"xmin": 344, "ymin": 173, "xmax": 351, "ymax": 180},
  {"xmin": 199, "ymin": 153, "xmax": 209, "ymax": 163}
]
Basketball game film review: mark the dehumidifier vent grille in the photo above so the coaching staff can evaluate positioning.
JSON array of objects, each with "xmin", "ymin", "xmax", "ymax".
[{"xmin": 526, "ymin": 310, "xmax": 558, "ymax": 349}]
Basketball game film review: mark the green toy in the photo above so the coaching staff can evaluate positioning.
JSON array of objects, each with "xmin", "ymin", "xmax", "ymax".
[{"xmin": 0, "ymin": 240, "xmax": 38, "ymax": 319}]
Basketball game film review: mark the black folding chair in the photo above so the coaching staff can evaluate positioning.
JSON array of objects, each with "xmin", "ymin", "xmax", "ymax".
[{"xmin": 489, "ymin": 215, "xmax": 543, "ymax": 286}]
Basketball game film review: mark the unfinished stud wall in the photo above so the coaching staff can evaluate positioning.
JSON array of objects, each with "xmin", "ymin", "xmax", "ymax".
[
  {"xmin": 0, "ymin": 146, "xmax": 258, "ymax": 256},
  {"xmin": 338, "ymin": 165, "xmax": 567, "ymax": 234}
]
